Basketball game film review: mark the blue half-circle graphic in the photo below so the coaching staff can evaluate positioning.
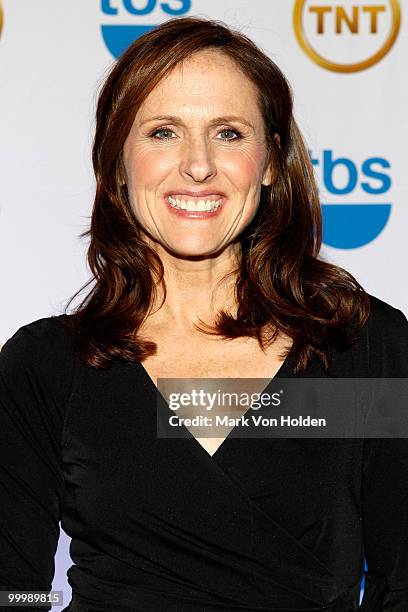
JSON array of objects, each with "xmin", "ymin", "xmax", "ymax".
[
  {"xmin": 102, "ymin": 25, "xmax": 156, "ymax": 58},
  {"xmin": 321, "ymin": 204, "xmax": 391, "ymax": 249}
]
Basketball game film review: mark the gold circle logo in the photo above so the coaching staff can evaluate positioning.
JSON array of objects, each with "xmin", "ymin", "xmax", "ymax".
[{"xmin": 293, "ymin": 0, "xmax": 401, "ymax": 72}]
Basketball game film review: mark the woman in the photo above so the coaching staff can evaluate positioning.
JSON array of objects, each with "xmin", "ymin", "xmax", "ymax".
[{"xmin": 0, "ymin": 16, "xmax": 407, "ymax": 612}]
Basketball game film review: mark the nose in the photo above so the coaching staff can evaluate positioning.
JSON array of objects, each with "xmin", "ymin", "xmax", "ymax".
[{"xmin": 179, "ymin": 135, "xmax": 217, "ymax": 183}]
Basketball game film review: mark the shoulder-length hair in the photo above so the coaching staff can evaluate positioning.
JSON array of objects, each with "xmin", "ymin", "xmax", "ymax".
[{"xmin": 62, "ymin": 15, "xmax": 370, "ymax": 375}]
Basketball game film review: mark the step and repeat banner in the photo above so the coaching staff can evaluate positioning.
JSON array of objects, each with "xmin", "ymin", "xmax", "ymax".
[{"xmin": 0, "ymin": 0, "xmax": 406, "ymax": 605}]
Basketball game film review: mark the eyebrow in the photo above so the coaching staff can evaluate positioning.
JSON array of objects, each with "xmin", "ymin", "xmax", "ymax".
[{"xmin": 140, "ymin": 114, "xmax": 255, "ymax": 130}]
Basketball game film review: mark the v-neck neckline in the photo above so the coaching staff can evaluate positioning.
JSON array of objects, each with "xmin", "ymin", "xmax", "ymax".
[{"xmin": 136, "ymin": 342, "xmax": 298, "ymax": 462}]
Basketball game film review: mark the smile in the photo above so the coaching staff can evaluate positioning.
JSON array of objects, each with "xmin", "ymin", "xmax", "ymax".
[{"xmin": 167, "ymin": 195, "xmax": 223, "ymax": 212}]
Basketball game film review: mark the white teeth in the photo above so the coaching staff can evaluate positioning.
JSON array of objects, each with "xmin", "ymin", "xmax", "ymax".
[{"xmin": 167, "ymin": 195, "xmax": 223, "ymax": 212}]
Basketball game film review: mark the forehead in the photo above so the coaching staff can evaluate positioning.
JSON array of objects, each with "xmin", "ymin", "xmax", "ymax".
[{"xmin": 136, "ymin": 50, "xmax": 262, "ymax": 122}]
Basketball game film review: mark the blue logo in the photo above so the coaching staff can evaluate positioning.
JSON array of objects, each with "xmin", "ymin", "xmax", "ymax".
[
  {"xmin": 310, "ymin": 150, "xmax": 392, "ymax": 249},
  {"xmin": 101, "ymin": 0, "xmax": 191, "ymax": 59}
]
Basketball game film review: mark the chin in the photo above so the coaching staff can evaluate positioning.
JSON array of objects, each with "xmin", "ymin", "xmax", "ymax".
[{"xmin": 166, "ymin": 242, "xmax": 223, "ymax": 258}]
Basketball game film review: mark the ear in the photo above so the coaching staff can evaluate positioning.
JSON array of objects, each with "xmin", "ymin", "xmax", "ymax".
[
  {"xmin": 118, "ymin": 153, "xmax": 127, "ymax": 187},
  {"xmin": 262, "ymin": 161, "xmax": 274, "ymax": 187},
  {"xmin": 262, "ymin": 134, "xmax": 280, "ymax": 187}
]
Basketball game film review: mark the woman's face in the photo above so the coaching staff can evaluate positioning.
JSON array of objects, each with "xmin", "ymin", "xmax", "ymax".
[{"xmin": 122, "ymin": 49, "xmax": 273, "ymax": 258}]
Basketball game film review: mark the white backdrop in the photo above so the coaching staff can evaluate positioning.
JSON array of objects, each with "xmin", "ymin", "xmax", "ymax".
[{"xmin": 0, "ymin": 0, "xmax": 406, "ymax": 604}]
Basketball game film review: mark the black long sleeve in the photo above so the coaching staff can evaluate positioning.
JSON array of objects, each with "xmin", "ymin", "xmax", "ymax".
[
  {"xmin": 0, "ymin": 298, "xmax": 407, "ymax": 611},
  {"xmin": 0, "ymin": 319, "xmax": 75, "ymax": 611},
  {"xmin": 360, "ymin": 304, "xmax": 408, "ymax": 610}
]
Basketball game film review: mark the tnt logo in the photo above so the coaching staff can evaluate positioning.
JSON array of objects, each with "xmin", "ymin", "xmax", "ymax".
[
  {"xmin": 0, "ymin": 1, "xmax": 3, "ymax": 41},
  {"xmin": 310, "ymin": 149, "xmax": 392, "ymax": 248},
  {"xmin": 101, "ymin": 0, "xmax": 191, "ymax": 58},
  {"xmin": 294, "ymin": 0, "xmax": 401, "ymax": 72}
]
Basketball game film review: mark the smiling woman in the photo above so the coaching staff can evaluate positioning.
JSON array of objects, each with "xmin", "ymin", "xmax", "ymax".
[
  {"xmin": 121, "ymin": 48, "xmax": 275, "ymax": 267},
  {"xmin": 62, "ymin": 16, "xmax": 372, "ymax": 375},
  {"xmin": 1, "ymin": 15, "xmax": 408, "ymax": 612}
]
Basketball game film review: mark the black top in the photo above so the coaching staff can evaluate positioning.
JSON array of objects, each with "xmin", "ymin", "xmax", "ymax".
[{"xmin": 0, "ymin": 293, "xmax": 407, "ymax": 612}]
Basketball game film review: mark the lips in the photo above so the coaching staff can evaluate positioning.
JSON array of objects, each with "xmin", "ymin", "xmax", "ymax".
[{"xmin": 164, "ymin": 190, "xmax": 226, "ymax": 200}]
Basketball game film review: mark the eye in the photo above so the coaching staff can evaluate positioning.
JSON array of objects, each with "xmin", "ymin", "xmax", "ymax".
[
  {"xmin": 218, "ymin": 128, "xmax": 242, "ymax": 141},
  {"xmin": 148, "ymin": 126, "xmax": 243, "ymax": 141},
  {"xmin": 149, "ymin": 127, "xmax": 176, "ymax": 140}
]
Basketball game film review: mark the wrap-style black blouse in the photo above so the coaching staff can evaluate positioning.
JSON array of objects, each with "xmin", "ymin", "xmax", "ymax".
[{"xmin": 0, "ymin": 293, "xmax": 407, "ymax": 611}]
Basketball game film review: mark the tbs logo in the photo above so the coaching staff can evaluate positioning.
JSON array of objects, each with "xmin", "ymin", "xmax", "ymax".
[
  {"xmin": 311, "ymin": 150, "xmax": 392, "ymax": 249},
  {"xmin": 101, "ymin": 0, "xmax": 191, "ymax": 58},
  {"xmin": 294, "ymin": 0, "xmax": 401, "ymax": 72}
]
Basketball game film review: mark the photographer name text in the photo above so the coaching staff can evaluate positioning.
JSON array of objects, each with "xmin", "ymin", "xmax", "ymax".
[{"xmin": 168, "ymin": 414, "xmax": 326, "ymax": 428}]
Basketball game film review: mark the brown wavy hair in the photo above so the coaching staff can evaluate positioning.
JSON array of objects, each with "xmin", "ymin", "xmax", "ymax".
[{"xmin": 62, "ymin": 15, "xmax": 371, "ymax": 374}]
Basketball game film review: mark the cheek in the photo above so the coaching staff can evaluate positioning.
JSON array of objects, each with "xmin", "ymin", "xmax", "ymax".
[
  {"xmin": 123, "ymin": 142, "xmax": 266, "ymax": 191},
  {"xmin": 123, "ymin": 145, "xmax": 171, "ymax": 188},
  {"xmin": 221, "ymin": 149, "xmax": 265, "ymax": 186}
]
